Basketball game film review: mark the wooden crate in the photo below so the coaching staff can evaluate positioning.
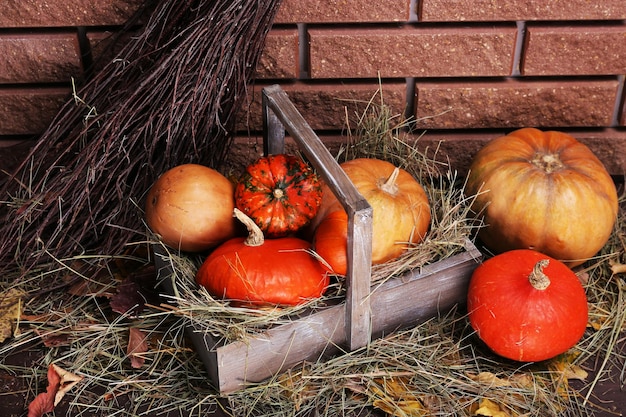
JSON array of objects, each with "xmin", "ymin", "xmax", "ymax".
[{"xmin": 154, "ymin": 84, "xmax": 482, "ymax": 394}]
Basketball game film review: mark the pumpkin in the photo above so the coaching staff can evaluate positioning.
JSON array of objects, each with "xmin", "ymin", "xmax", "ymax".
[
  {"xmin": 312, "ymin": 210, "xmax": 349, "ymax": 275},
  {"xmin": 467, "ymin": 249, "xmax": 588, "ymax": 362},
  {"xmin": 145, "ymin": 164, "xmax": 237, "ymax": 252},
  {"xmin": 466, "ymin": 128, "xmax": 618, "ymax": 267},
  {"xmin": 235, "ymin": 154, "xmax": 322, "ymax": 238},
  {"xmin": 196, "ymin": 209, "xmax": 330, "ymax": 306},
  {"xmin": 311, "ymin": 158, "xmax": 431, "ymax": 275}
]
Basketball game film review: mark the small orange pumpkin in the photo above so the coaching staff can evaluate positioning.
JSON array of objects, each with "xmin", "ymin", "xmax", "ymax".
[
  {"xmin": 196, "ymin": 209, "xmax": 330, "ymax": 306},
  {"xmin": 467, "ymin": 249, "xmax": 588, "ymax": 362}
]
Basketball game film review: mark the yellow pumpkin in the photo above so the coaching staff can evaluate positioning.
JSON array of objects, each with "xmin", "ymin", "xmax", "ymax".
[
  {"xmin": 311, "ymin": 158, "xmax": 431, "ymax": 274},
  {"xmin": 466, "ymin": 128, "xmax": 618, "ymax": 267}
]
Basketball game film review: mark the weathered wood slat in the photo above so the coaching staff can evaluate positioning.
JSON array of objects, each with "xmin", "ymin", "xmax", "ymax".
[{"xmin": 262, "ymin": 84, "xmax": 373, "ymax": 351}]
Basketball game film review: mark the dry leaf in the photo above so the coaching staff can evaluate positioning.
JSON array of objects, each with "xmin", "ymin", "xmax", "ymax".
[
  {"xmin": 127, "ymin": 327, "xmax": 149, "ymax": 369},
  {"xmin": 0, "ymin": 288, "xmax": 24, "ymax": 343},
  {"xmin": 468, "ymin": 372, "xmax": 512, "ymax": 387},
  {"xmin": 369, "ymin": 377, "xmax": 429, "ymax": 417},
  {"xmin": 51, "ymin": 364, "xmax": 83, "ymax": 405},
  {"xmin": 473, "ymin": 398, "xmax": 511, "ymax": 417},
  {"xmin": 549, "ymin": 353, "xmax": 588, "ymax": 381},
  {"xmin": 27, "ymin": 364, "xmax": 83, "ymax": 417},
  {"xmin": 610, "ymin": 261, "xmax": 626, "ymax": 275},
  {"xmin": 33, "ymin": 328, "xmax": 71, "ymax": 348}
]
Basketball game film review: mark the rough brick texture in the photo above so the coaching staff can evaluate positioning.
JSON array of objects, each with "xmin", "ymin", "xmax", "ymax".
[
  {"xmin": 308, "ymin": 26, "xmax": 517, "ymax": 78},
  {"xmin": 256, "ymin": 29, "xmax": 299, "ymax": 79},
  {"xmin": 0, "ymin": 88, "xmax": 69, "ymax": 135},
  {"xmin": 1, "ymin": 0, "xmax": 626, "ymax": 176},
  {"xmin": 0, "ymin": 33, "xmax": 82, "ymax": 83},
  {"xmin": 523, "ymin": 23, "xmax": 626, "ymax": 76},
  {"xmin": 0, "ymin": 0, "xmax": 143, "ymax": 27},
  {"xmin": 415, "ymin": 79, "xmax": 620, "ymax": 129},
  {"xmin": 238, "ymin": 82, "xmax": 407, "ymax": 132},
  {"xmin": 275, "ymin": 0, "xmax": 409, "ymax": 23},
  {"xmin": 419, "ymin": 0, "xmax": 626, "ymax": 22}
]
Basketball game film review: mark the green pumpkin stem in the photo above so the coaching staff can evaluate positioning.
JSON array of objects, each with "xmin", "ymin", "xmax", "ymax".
[
  {"xmin": 529, "ymin": 259, "xmax": 551, "ymax": 290},
  {"xmin": 233, "ymin": 208, "xmax": 264, "ymax": 247},
  {"xmin": 379, "ymin": 167, "xmax": 400, "ymax": 196}
]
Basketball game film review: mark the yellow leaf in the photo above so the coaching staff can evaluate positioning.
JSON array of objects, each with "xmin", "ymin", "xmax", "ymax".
[
  {"xmin": 473, "ymin": 398, "xmax": 511, "ymax": 417},
  {"xmin": 549, "ymin": 354, "xmax": 588, "ymax": 381},
  {"xmin": 373, "ymin": 399, "xmax": 426, "ymax": 417},
  {"xmin": 0, "ymin": 288, "xmax": 24, "ymax": 343},
  {"xmin": 468, "ymin": 372, "xmax": 511, "ymax": 387}
]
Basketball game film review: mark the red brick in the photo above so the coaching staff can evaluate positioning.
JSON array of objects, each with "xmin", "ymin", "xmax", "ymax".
[
  {"xmin": 419, "ymin": 0, "xmax": 626, "ymax": 22},
  {"xmin": 237, "ymin": 81, "xmax": 407, "ymax": 132},
  {"xmin": 0, "ymin": 88, "xmax": 69, "ymax": 135},
  {"xmin": 308, "ymin": 26, "xmax": 517, "ymax": 79},
  {"xmin": 0, "ymin": 0, "xmax": 143, "ymax": 27},
  {"xmin": 415, "ymin": 79, "xmax": 619, "ymax": 129},
  {"xmin": 275, "ymin": 0, "xmax": 409, "ymax": 23},
  {"xmin": 0, "ymin": 33, "xmax": 82, "ymax": 83},
  {"xmin": 256, "ymin": 29, "xmax": 299, "ymax": 79},
  {"xmin": 523, "ymin": 24, "xmax": 626, "ymax": 76}
]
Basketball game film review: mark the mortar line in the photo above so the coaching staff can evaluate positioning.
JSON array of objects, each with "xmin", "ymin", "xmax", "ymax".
[
  {"xmin": 611, "ymin": 74, "xmax": 625, "ymax": 127},
  {"xmin": 298, "ymin": 23, "xmax": 309, "ymax": 79},
  {"xmin": 511, "ymin": 21, "xmax": 526, "ymax": 77}
]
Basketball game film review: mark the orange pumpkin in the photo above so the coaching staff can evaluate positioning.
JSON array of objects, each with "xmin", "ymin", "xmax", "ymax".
[
  {"xmin": 466, "ymin": 128, "xmax": 618, "ymax": 267},
  {"xmin": 467, "ymin": 249, "xmax": 588, "ymax": 362},
  {"xmin": 311, "ymin": 158, "xmax": 431, "ymax": 274},
  {"xmin": 145, "ymin": 164, "xmax": 238, "ymax": 252},
  {"xmin": 196, "ymin": 209, "xmax": 329, "ymax": 306},
  {"xmin": 235, "ymin": 154, "xmax": 322, "ymax": 237}
]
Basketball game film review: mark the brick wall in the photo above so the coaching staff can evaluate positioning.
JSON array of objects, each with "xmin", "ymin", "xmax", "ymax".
[
  {"xmin": 245, "ymin": 0, "xmax": 626, "ymax": 175},
  {"xmin": 2, "ymin": 0, "xmax": 626, "ymax": 176},
  {"xmin": 0, "ymin": 0, "xmax": 142, "ymax": 145}
]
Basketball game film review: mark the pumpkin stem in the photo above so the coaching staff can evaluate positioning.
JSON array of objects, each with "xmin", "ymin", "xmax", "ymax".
[
  {"xmin": 233, "ymin": 208, "xmax": 264, "ymax": 247},
  {"xmin": 273, "ymin": 188, "xmax": 284, "ymax": 199},
  {"xmin": 379, "ymin": 167, "xmax": 400, "ymax": 196},
  {"xmin": 531, "ymin": 152, "xmax": 565, "ymax": 174},
  {"xmin": 529, "ymin": 259, "xmax": 551, "ymax": 290}
]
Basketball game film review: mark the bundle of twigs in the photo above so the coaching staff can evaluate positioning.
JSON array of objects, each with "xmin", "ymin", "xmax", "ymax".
[{"xmin": 0, "ymin": 0, "xmax": 282, "ymax": 278}]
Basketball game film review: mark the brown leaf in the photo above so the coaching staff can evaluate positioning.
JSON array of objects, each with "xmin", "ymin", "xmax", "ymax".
[
  {"xmin": 27, "ymin": 363, "xmax": 84, "ymax": 417},
  {"xmin": 109, "ymin": 267, "xmax": 158, "ymax": 317},
  {"xmin": 127, "ymin": 327, "xmax": 148, "ymax": 369},
  {"xmin": 27, "ymin": 365, "xmax": 58, "ymax": 417},
  {"xmin": 33, "ymin": 329, "xmax": 71, "ymax": 348}
]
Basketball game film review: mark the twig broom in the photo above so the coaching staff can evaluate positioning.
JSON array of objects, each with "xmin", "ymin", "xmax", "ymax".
[{"xmin": 0, "ymin": 0, "xmax": 283, "ymax": 279}]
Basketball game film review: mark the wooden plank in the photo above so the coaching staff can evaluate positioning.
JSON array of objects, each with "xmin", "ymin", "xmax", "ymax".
[
  {"xmin": 164, "ymin": 240, "xmax": 481, "ymax": 393},
  {"xmin": 262, "ymin": 88, "xmax": 285, "ymax": 155},
  {"xmin": 262, "ymin": 85, "xmax": 373, "ymax": 350}
]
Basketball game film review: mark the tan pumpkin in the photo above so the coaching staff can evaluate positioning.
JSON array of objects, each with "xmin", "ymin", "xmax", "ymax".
[
  {"xmin": 145, "ymin": 164, "xmax": 238, "ymax": 252},
  {"xmin": 466, "ymin": 128, "xmax": 618, "ymax": 267},
  {"xmin": 311, "ymin": 158, "xmax": 431, "ymax": 274}
]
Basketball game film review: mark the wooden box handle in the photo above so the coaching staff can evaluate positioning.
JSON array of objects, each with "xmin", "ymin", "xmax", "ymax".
[{"xmin": 262, "ymin": 85, "xmax": 373, "ymax": 351}]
